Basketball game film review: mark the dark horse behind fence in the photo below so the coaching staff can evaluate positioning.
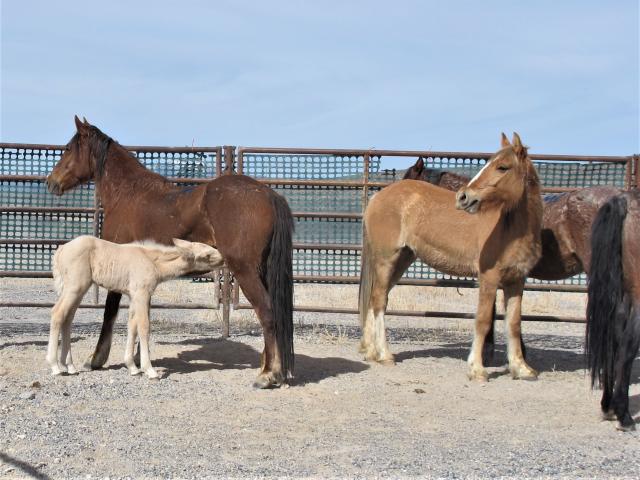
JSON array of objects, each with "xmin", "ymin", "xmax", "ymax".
[{"xmin": 46, "ymin": 116, "xmax": 294, "ymax": 388}]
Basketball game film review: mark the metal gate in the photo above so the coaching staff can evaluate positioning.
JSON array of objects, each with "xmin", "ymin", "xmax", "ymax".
[{"xmin": 1, "ymin": 142, "xmax": 638, "ymax": 333}]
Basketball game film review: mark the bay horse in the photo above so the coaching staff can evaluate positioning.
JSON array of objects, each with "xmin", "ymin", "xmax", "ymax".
[
  {"xmin": 359, "ymin": 133, "xmax": 543, "ymax": 381},
  {"xmin": 46, "ymin": 116, "xmax": 294, "ymax": 388},
  {"xmin": 586, "ymin": 193, "xmax": 640, "ymax": 431},
  {"xmin": 48, "ymin": 236, "xmax": 224, "ymax": 379}
]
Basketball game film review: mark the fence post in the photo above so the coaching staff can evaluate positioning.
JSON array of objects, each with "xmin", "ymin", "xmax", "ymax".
[
  {"xmin": 219, "ymin": 146, "xmax": 236, "ymax": 337},
  {"xmin": 92, "ymin": 188, "xmax": 100, "ymax": 304}
]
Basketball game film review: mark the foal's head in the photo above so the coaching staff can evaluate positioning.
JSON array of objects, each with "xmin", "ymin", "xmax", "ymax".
[
  {"xmin": 172, "ymin": 238, "xmax": 224, "ymax": 274},
  {"xmin": 46, "ymin": 116, "xmax": 112, "ymax": 195},
  {"xmin": 455, "ymin": 133, "xmax": 537, "ymax": 214}
]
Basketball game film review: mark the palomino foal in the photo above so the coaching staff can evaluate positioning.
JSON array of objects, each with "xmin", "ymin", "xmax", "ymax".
[
  {"xmin": 47, "ymin": 236, "xmax": 224, "ymax": 379},
  {"xmin": 359, "ymin": 133, "xmax": 542, "ymax": 381}
]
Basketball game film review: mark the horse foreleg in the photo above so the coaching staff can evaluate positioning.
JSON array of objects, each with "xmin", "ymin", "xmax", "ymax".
[
  {"xmin": 468, "ymin": 280, "xmax": 497, "ymax": 381},
  {"xmin": 85, "ymin": 291, "xmax": 122, "ymax": 370},
  {"xmin": 503, "ymin": 282, "xmax": 538, "ymax": 380},
  {"xmin": 124, "ymin": 305, "xmax": 141, "ymax": 376},
  {"xmin": 134, "ymin": 295, "xmax": 158, "ymax": 380},
  {"xmin": 47, "ymin": 292, "xmax": 82, "ymax": 376}
]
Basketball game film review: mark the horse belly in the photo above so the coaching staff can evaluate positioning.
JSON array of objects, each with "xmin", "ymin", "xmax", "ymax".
[{"xmin": 414, "ymin": 245, "xmax": 477, "ymax": 278}]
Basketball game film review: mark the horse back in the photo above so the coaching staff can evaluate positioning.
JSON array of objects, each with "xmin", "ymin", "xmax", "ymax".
[{"xmin": 202, "ymin": 175, "xmax": 278, "ymax": 266}]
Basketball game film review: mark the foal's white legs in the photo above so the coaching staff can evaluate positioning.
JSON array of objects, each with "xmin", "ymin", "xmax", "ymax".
[
  {"xmin": 47, "ymin": 290, "xmax": 84, "ymax": 375},
  {"xmin": 124, "ymin": 293, "xmax": 158, "ymax": 379}
]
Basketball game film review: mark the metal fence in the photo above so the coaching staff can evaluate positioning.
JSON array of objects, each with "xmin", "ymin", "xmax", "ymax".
[{"xmin": 1, "ymin": 142, "xmax": 638, "ymax": 331}]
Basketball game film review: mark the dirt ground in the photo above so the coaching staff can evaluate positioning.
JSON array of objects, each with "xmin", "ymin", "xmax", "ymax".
[{"xmin": 0, "ymin": 279, "xmax": 639, "ymax": 479}]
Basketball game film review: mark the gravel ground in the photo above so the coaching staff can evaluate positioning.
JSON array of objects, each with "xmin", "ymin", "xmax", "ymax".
[{"xmin": 1, "ymin": 280, "xmax": 639, "ymax": 479}]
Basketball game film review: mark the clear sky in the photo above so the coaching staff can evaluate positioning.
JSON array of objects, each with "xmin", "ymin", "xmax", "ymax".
[{"xmin": 1, "ymin": 1, "xmax": 638, "ymax": 167}]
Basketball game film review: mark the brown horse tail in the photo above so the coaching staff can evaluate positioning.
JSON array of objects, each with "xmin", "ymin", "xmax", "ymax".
[
  {"xmin": 586, "ymin": 195, "xmax": 630, "ymax": 391},
  {"xmin": 358, "ymin": 224, "xmax": 374, "ymax": 331},
  {"xmin": 266, "ymin": 192, "xmax": 295, "ymax": 378}
]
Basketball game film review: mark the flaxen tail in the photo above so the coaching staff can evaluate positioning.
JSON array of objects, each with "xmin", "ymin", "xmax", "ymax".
[
  {"xmin": 52, "ymin": 245, "xmax": 65, "ymax": 296},
  {"xmin": 586, "ymin": 195, "xmax": 630, "ymax": 392},
  {"xmin": 265, "ymin": 192, "xmax": 295, "ymax": 378},
  {"xmin": 358, "ymin": 224, "xmax": 375, "ymax": 336}
]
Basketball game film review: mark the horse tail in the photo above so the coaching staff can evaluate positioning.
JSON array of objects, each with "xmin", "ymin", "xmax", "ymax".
[
  {"xmin": 266, "ymin": 192, "xmax": 295, "ymax": 378},
  {"xmin": 52, "ymin": 245, "xmax": 65, "ymax": 296},
  {"xmin": 586, "ymin": 194, "xmax": 630, "ymax": 391},
  {"xmin": 358, "ymin": 224, "xmax": 374, "ymax": 333}
]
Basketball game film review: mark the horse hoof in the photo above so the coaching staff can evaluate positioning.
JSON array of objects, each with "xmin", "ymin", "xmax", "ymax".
[
  {"xmin": 601, "ymin": 410, "xmax": 617, "ymax": 421},
  {"xmin": 510, "ymin": 366, "xmax": 539, "ymax": 381},
  {"xmin": 146, "ymin": 370, "xmax": 160, "ymax": 380},
  {"xmin": 616, "ymin": 422, "xmax": 636, "ymax": 432},
  {"xmin": 467, "ymin": 368, "xmax": 489, "ymax": 382},
  {"xmin": 129, "ymin": 368, "xmax": 142, "ymax": 376},
  {"xmin": 66, "ymin": 365, "xmax": 79, "ymax": 375},
  {"xmin": 378, "ymin": 357, "xmax": 396, "ymax": 366},
  {"xmin": 252, "ymin": 373, "xmax": 284, "ymax": 389}
]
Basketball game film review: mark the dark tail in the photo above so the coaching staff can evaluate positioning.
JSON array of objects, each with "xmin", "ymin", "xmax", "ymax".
[
  {"xmin": 586, "ymin": 195, "xmax": 629, "ymax": 390},
  {"xmin": 266, "ymin": 192, "xmax": 295, "ymax": 378}
]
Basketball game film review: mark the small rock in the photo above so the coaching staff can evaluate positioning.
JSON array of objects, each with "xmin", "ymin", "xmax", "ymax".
[
  {"xmin": 54, "ymin": 458, "xmax": 61, "ymax": 464},
  {"xmin": 0, "ymin": 367, "xmax": 8, "ymax": 376},
  {"xmin": 414, "ymin": 388, "xmax": 426, "ymax": 394},
  {"xmin": 30, "ymin": 381, "xmax": 42, "ymax": 389},
  {"xmin": 19, "ymin": 391, "xmax": 35, "ymax": 400}
]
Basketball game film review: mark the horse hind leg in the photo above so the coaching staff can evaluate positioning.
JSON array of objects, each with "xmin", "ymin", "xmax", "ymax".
[
  {"xmin": 47, "ymin": 290, "xmax": 83, "ymax": 376},
  {"xmin": 610, "ymin": 301, "xmax": 640, "ymax": 431},
  {"xmin": 59, "ymin": 303, "xmax": 80, "ymax": 375},
  {"xmin": 365, "ymin": 248, "xmax": 414, "ymax": 365},
  {"xmin": 85, "ymin": 291, "xmax": 122, "ymax": 370},
  {"xmin": 503, "ymin": 282, "xmax": 538, "ymax": 380},
  {"xmin": 234, "ymin": 269, "xmax": 284, "ymax": 389}
]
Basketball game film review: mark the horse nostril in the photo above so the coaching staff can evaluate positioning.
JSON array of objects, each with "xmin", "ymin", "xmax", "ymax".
[{"xmin": 458, "ymin": 193, "xmax": 467, "ymax": 204}]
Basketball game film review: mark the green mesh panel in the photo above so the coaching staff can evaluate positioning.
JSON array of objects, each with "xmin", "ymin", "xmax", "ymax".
[{"xmin": 0, "ymin": 145, "xmax": 219, "ymax": 273}]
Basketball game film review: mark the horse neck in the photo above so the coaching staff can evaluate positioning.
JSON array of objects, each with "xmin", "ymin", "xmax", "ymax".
[
  {"xmin": 96, "ymin": 143, "xmax": 172, "ymax": 208},
  {"xmin": 144, "ymin": 247, "xmax": 191, "ymax": 281},
  {"xmin": 479, "ymin": 175, "xmax": 543, "ymax": 246}
]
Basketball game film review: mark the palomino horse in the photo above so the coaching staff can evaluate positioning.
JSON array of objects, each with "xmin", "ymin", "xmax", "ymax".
[
  {"xmin": 48, "ymin": 236, "xmax": 224, "ymax": 379},
  {"xmin": 586, "ymin": 193, "xmax": 640, "ymax": 431},
  {"xmin": 46, "ymin": 117, "xmax": 294, "ymax": 388},
  {"xmin": 359, "ymin": 133, "xmax": 543, "ymax": 381}
]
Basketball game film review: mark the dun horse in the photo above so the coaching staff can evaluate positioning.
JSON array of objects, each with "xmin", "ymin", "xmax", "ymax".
[
  {"xmin": 46, "ymin": 117, "xmax": 294, "ymax": 388},
  {"xmin": 359, "ymin": 133, "xmax": 543, "ymax": 381},
  {"xmin": 48, "ymin": 236, "xmax": 224, "ymax": 379},
  {"xmin": 586, "ymin": 194, "xmax": 640, "ymax": 431}
]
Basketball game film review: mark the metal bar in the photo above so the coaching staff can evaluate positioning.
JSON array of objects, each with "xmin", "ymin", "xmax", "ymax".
[
  {"xmin": 0, "ymin": 142, "xmax": 222, "ymax": 153},
  {"xmin": 221, "ymin": 267, "xmax": 231, "ymax": 338},
  {"xmin": 237, "ymin": 146, "xmax": 632, "ymax": 163},
  {"xmin": 0, "ymin": 206, "xmax": 99, "ymax": 214},
  {"xmin": 223, "ymin": 146, "xmax": 235, "ymax": 175},
  {"xmin": 293, "ymin": 211, "xmax": 362, "ymax": 219},
  {"xmin": 232, "ymin": 302, "xmax": 585, "ymax": 323},
  {"xmin": 0, "ymin": 301, "xmax": 218, "ymax": 309}
]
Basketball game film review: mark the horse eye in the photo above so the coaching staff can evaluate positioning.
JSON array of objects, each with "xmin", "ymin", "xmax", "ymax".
[{"xmin": 497, "ymin": 165, "xmax": 509, "ymax": 172}]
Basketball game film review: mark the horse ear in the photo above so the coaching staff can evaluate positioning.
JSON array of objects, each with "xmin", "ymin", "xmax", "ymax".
[
  {"xmin": 500, "ymin": 132, "xmax": 511, "ymax": 148},
  {"xmin": 74, "ymin": 115, "xmax": 83, "ymax": 131},
  {"xmin": 415, "ymin": 157, "xmax": 425, "ymax": 172},
  {"xmin": 511, "ymin": 132, "xmax": 527, "ymax": 159},
  {"xmin": 172, "ymin": 238, "xmax": 191, "ymax": 249},
  {"xmin": 83, "ymin": 117, "xmax": 90, "ymax": 125}
]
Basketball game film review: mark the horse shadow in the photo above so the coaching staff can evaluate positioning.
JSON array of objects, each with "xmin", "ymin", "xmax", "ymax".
[
  {"xmin": 393, "ymin": 333, "xmax": 640, "ymax": 383},
  {"xmin": 0, "ymin": 452, "xmax": 50, "ymax": 480},
  {"xmin": 151, "ymin": 337, "xmax": 369, "ymax": 385}
]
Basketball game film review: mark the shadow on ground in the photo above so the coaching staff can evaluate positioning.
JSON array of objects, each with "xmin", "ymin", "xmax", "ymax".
[{"xmin": 152, "ymin": 337, "xmax": 369, "ymax": 385}]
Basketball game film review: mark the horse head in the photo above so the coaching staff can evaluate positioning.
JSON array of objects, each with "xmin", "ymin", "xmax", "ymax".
[
  {"xmin": 46, "ymin": 116, "xmax": 110, "ymax": 195},
  {"xmin": 455, "ymin": 132, "xmax": 536, "ymax": 214}
]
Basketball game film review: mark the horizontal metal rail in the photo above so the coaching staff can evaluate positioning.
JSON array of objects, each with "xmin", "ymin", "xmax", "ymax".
[
  {"xmin": 233, "ymin": 302, "xmax": 585, "ymax": 324},
  {"xmin": 0, "ymin": 301, "xmax": 218, "ymax": 310}
]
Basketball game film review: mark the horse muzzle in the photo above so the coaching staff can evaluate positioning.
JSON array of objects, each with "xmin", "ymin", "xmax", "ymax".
[
  {"xmin": 455, "ymin": 190, "xmax": 480, "ymax": 214},
  {"xmin": 45, "ymin": 175, "xmax": 64, "ymax": 196}
]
